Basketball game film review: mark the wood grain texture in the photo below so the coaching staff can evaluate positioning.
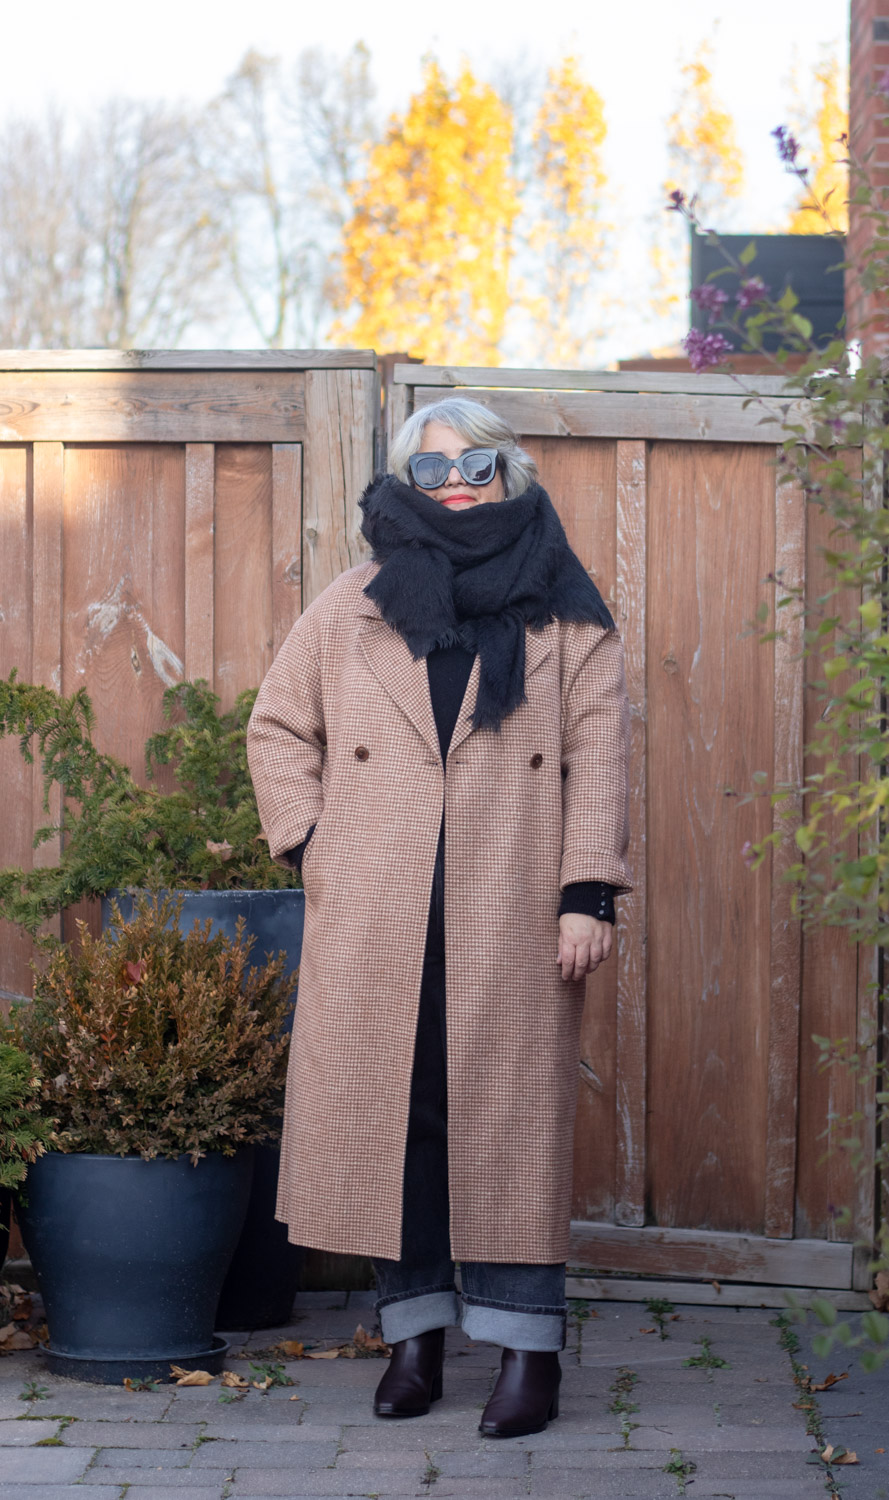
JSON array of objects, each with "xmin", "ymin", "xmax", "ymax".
[
  {"xmin": 521, "ymin": 437, "xmax": 619, "ymax": 1224},
  {"xmin": 184, "ymin": 444, "xmax": 215, "ymax": 685},
  {"xmin": 384, "ymin": 381, "xmax": 410, "ymax": 472},
  {"xmin": 213, "ymin": 446, "xmax": 273, "ymax": 706},
  {"xmin": 399, "ymin": 365, "xmax": 794, "ymax": 397},
  {"xmin": 567, "ymin": 1220, "xmax": 852, "ymax": 1287},
  {"xmin": 0, "ymin": 372, "xmax": 307, "ymax": 442},
  {"xmin": 30, "ymin": 442, "xmax": 65, "ymax": 948},
  {"xmin": 647, "ymin": 442, "xmax": 775, "ymax": 1236},
  {"xmin": 0, "ymin": 350, "xmax": 375, "ymax": 371},
  {"xmin": 564, "ymin": 1276, "xmax": 868, "ymax": 1309},
  {"xmin": 0, "ymin": 446, "xmax": 37, "ymax": 1002},
  {"xmin": 272, "ymin": 445, "xmax": 303, "ymax": 650},
  {"xmin": 614, "ymin": 440, "xmax": 648, "ymax": 1227},
  {"xmin": 764, "ymin": 473, "xmax": 807, "ymax": 1239},
  {"xmin": 411, "ymin": 385, "xmax": 812, "ymax": 444},
  {"xmin": 302, "ymin": 370, "xmax": 375, "ymax": 606}
]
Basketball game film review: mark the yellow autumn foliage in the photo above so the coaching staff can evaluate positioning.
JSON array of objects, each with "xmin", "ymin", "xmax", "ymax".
[
  {"xmin": 787, "ymin": 56, "xmax": 848, "ymax": 234},
  {"xmin": 330, "ymin": 60, "xmax": 518, "ymax": 362},
  {"xmin": 529, "ymin": 56, "xmax": 609, "ymax": 365}
]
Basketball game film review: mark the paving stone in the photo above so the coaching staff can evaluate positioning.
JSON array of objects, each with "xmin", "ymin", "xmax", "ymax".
[
  {"xmin": 119, "ymin": 1489, "xmax": 225, "ymax": 1500},
  {"xmin": 686, "ymin": 1451, "xmax": 823, "ymax": 1479},
  {"xmin": 229, "ymin": 1472, "xmax": 411, "ymax": 1496},
  {"xmin": 191, "ymin": 1438, "xmax": 339, "ymax": 1467},
  {"xmin": 0, "ymin": 1417, "xmax": 61, "ymax": 1444},
  {"xmin": 421, "ymin": 1449, "xmax": 529, "ymax": 1477},
  {"xmin": 402, "ymin": 1482, "xmax": 529, "ymax": 1499},
  {"xmin": 61, "ymin": 1420, "xmax": 201, "ymax": 1448},
  {"xmin": 334, "ymin": 1449, "xmax": 431, "ymax": 1470},
  {"xmin": 685, "ymin": 1484, "xmax": 825, "ymax": 1498},
  {"xmin": 37, "ymin": 1394, "xmax": 175, "ymax": 1420},
  {"xmin": 81, "ymin": 1473, "xmax": 227, "ymax": 1489},
  {"xmin": 92, "ymin": 1446, "xmax": 193, "ymax": 1467},
  {"xmin": 0, "ymin": 1443, "xmax": 96, "ymax": 1481},
  {"xmin": 630, "ymin": 1423, "xmax": 812, "ymax": 1451},
  {"xmin": 200, "ymin": 1421, "xmax": 342, "ymax": 1442},
  {"xmin": 0, "ymin": 1489, "xmax": 124, "ymax": 1500}
]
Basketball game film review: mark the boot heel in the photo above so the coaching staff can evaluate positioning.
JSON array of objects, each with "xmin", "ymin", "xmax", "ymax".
[
  {"xmin": 547, "ymin": 1390, "xmax": 559, "ymax": 1420},
  {"xmin": 430, "ymin": 1369, "xmax": 443, "ymax": 1402}
]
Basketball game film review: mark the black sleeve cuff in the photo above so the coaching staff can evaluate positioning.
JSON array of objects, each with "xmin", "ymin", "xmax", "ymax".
[
  {"xmin": 558, "ymin": 880, "xmax": 617, "ymax": 924},
  {"xmin": 283, "ymin": 823, "xmax": 316, "ymax": 876}
]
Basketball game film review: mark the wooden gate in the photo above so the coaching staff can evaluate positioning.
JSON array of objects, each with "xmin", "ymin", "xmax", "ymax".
[
  {"xmin": 0, "ymin": 351, "xmax": 377, "ymax": 1002},
  {"xmin": 390, "ymin": 365, "xmax": 877, "ymax": 1305}
]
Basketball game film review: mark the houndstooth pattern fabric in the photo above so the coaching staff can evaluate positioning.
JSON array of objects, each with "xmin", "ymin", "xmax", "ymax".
[{"xmin": 246, "ymin": 561, "xmax": 633, "ymax": 1262}]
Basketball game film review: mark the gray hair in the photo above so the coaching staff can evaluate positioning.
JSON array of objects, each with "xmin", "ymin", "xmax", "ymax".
[{"xmin": 388, "ymin": 397, "xmax": 538, "ymax": 499}]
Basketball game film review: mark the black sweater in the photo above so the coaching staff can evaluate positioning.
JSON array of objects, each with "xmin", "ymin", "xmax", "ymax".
[{"xmin": 286, "ymin": 643, "xmax": 616, "ymax": 925}]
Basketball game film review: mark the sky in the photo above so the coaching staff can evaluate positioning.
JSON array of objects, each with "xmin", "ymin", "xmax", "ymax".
[{"xmin": 2, "ymin": 0, "xmax": 849, "ymax": 362}]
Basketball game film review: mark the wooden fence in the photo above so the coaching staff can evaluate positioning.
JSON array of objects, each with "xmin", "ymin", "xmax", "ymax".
[
  {"xmin": 0, "ymin": 353, "xmax": 879, "ymax": 1302},
  {"xmin": 0, "ymin": 351, "xmax": 376, "ymax": 1000},
  {"xmin": 390, "ymin": 365, "xmax": 878, "ymax": 1303}
]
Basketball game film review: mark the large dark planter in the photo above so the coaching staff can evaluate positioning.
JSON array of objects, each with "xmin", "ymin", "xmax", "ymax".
[
  {"xmin": 18, "ymin": 1148, "xmax": 253, "ymax": 1383},
  {"xmin": 102, "ymin": 888, "xmax": 305, "ymax": 1329},
  {"xmin": 0, "ymin": 1187, "xmax": 11, "ymax": 1271}
]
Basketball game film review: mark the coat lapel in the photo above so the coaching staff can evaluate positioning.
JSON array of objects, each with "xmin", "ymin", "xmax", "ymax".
[
  {"xmin": 447, "ymin": 624, "xmax": 556, "ymax": 760},
  {"xmin": 357, "ymin": 613, "xmax": 440, "ymax": 760}
]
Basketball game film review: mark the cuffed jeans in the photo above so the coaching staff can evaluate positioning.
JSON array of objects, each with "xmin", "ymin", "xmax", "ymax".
[{"xmin": 371, "ymin": 831, "xmax": 567, "ymax": 1353}]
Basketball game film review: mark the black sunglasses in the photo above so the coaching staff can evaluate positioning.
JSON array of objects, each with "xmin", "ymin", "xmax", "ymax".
[{"xmin": 408, "ymin": 447, "xmax": 500, "ymax": 490}]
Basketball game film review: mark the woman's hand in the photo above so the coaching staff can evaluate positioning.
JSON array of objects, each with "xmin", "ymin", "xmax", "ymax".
[{"xmin": 557, "ymin": 913, "xmax": 613, "ymax": 982}]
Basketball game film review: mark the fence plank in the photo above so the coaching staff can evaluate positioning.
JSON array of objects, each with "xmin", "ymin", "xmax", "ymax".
[
  {"xmin": 0, "ymin": 350, "xmax": 375, "ymax": 372},
  {"xmin": 411, "ymin": 384, "xmax": 811, "ymax": 444},
  {"xmin": 384, "ymin": 381, "xmax": 410, "ymax": 471},
  {"xmin": 31, "ymin": 442, "xmax": 64, "ymax": 944},
  {"xmin": 0, "ymin": 372, "xmax": 307, "ymax": 442},
  {"xmin": 184, "ymin": 444, "xmax": 215, "ymax": 685},
  {"xmin": 213, "ymin": 446, "xmax": 273, "ymax": 706},
  {"xmin": 764, "ymin": 474, "xmax": 807, "ymax": 1238},
  {"xmin": 399, "ymin": 364, "xmax": 794, "ymax": 397},
  {"xmin": 272, "ymin": 444, "xmax": 303, "ymax": 650},
  {"xmin": 567, "ymin": 1221, "xmax": 852, "ymax": 1287},
  {"xmin": 614, "ymin": 440, "xmax": 648, "ymax": 1226},
  {"xmin": 302, "ymin": 370, "xmax": 375, "ymax": 606}
]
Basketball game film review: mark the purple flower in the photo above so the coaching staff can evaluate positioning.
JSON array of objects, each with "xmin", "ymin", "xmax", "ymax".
[
  {"xmin": 667, "ymin": 188, "xmax": 686, "ymax": 211},
  {"xmin": 741, "ymin": 841, "xmax": 755, "ymax": 867},
  {"xmin": 736, "ymin": 277, "xmax": 769, "ymax": 309},
  {"xmin": 691, "ymin": 283, "xmax": 730, "ymax": 322},
  {"xmin": 826, "ymin": 418, "xmax": 846, "ymax": 436},
  {"xmin": 683, "ymin": 328, "xmax": 732, "ymax": 372},
  {"xmin": 772, "ymin": 125, "xmax": 799, "ymax": 163}
]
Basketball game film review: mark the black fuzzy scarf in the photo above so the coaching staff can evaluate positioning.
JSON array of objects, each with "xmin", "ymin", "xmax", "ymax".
[{"xmin": 358, "ymin": 472, "xmax": 615, "ymax": 731}]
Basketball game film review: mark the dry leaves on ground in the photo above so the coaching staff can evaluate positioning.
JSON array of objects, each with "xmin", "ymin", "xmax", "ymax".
[
  {"xmin": 821, "ymin": 1444, "xmax": 859, "ymax": 1464},
  {"xmin": 801, "ymin": 1371, "xmax": 849, "ymax": 1393},
  {"xmin": 221, "ymin": 1371, "xmax": 249, "ymax": 1389},
  {"xmin": 273, "ymin": 1324, "xmax": 390, "ymax": 1362},
  {"xmin": 0, "ymin": 1286, "xmax": 47, "ymax": 1354},
  {"xmin": 169, "ymin": 1366, "xmax": 215, "ymax": 1386}
]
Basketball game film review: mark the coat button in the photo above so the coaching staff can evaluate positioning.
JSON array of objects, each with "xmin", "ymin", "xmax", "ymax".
[
  {"xmin": 530, "ymin": 753, "xmax": 544, "ymax": 768},
  {"xmin": 354, "ymin": 745, "xmax": 370, "ymax": 761}
]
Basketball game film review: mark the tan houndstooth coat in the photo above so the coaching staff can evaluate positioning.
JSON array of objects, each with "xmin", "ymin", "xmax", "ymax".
[{"xmin": 246, "ymin": 560, "xmax": 633, "ymax": 1262}]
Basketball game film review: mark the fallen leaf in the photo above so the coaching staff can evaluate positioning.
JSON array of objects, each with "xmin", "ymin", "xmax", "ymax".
[
  {"xmin": 821, "ymin": 1444, "xmax": 859, "ymax": 1464},
  {"xmin": 0, "ymin": 1327, "xmax": 32, "ymax": 1350},
  {"xmin": 274, "ymin": 1340, "xmax": 304, "ymax": 1358},
  {"xmin": 221, "ymin": 1371, "xmax": 248, "ymax": 1389},
  {"xmin": 711, "ymin": 1280, "xmax": 722, "ymax": 1293},
  {"xmin": 807, "ymin": 1372, "xmax": 848, "ymax": 1393},
  {"xmin": 288, "ymin": 1393, "xmax": 301, "ymax": 1401},
  {"xmin": 206, "ymin": 839, "xmax": 234, "ymax": 860},
  {"xmin": 353, "ymin": 1324, "xmax": 390, "ymax": 1354},
  {"xmin": 252, "ymin": 1376, "xmax": 273, "ymax": 1390},
  {"xmin": 169, "ymin": 1365, "xmax": 215, "ymax": 1386},
  {"xmin": 869, "ymin": 1270, "xmax": 889, "ymax": 1313},
  {"xmin": 876, "ymin": 1448, "xmax": 885, "ymax": 1454},
  {"xmin": 304, "ymin": 1348, "xmax": 339, "ymax": 1359},
  {"xmin": 11, "ymin": 1295, "xmax": 32, "ymax": 1322},
  {"xmin": 639, "ymin": 1327, "xmax": 656, "ymax": 1335}
]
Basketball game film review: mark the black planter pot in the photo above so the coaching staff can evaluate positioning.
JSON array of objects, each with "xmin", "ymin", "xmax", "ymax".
[
  {"xmin": 0, "ymin": 1186, "xmax": 11, "ymax": 1271},
  {"xmin": 215, "ymin": 1143, "xmax": 304, "ymax": 1330},
  {"xmin": 17, "ymin": 1148, "xmax": 254, "ymax": 1383},
  {"xmin": 102, "ymin": 888, "xmax": 305, "ymax": 1329}
]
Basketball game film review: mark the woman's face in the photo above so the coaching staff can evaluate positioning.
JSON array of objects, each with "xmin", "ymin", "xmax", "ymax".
[{"xmin": 412, "ymin": 421, "xmax": 505, "ymax": 511}]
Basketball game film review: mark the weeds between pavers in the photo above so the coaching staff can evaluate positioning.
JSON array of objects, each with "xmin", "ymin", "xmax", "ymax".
[
  {"xmin": 773, "ymin": 1311, "xmax": 843, "ymax": 1498},
  {"xmin": 608, "ymin": 1366, "xmax": 641, "ymax": 1448},
  {"xmin": 645, "ymin": 1297, "xmax": 678, "ymax": 1340},
  {"xmin": 682, "ymin": 1336, "xmax": 730, "ymax": 1372},
  {"xmin": 663, "ymin": 1447, "xmax": 697, "ymax": 1494},
  {"xmin": 17, "ymin": 1380, "xmax": 48, "ymax": 1401}
]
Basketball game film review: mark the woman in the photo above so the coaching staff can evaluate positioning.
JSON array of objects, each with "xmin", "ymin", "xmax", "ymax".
[{"xmin": 246, "ymin": 397, "xmax": 633, "ymax": 1438}]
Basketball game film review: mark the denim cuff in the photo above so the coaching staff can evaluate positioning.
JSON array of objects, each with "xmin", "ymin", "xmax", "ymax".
[
  {"xmin": 461, "ymin": 1302, "xmax": 566, "ymax": 1352},
  {"xmin": 376, "ymin": 1289, "xmax": 460, "ymax": 1342}
]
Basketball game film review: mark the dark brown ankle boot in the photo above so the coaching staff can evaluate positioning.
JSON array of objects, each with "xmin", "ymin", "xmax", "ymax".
[
  {"xmin": 479, "ymin": 1348, "xmax": 561, "ymax": 1438},
  {"xmin": 373, "ymin": 1327, "xmax": 445, "ymax": 1418}
]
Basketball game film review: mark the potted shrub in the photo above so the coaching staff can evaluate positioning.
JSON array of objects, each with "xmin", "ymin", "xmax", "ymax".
[
  {"xmin": 0, "ymin": 1037, "xmax": 51, "ymax": 1271},
  {"xmin": 0, "ymin": 672, "xmax": 305, "ymax": 1327},
  {"xmin": 12, "ymin": 890, "xmax": 295, "ymax": 1382}
]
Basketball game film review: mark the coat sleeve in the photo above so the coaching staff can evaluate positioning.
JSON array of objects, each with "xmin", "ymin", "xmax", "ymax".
[
  {"xmin": 247, "ymin": 604, "xmax": 327, "ymax": 870},
  {"xmin": 559, "ymin": 622, "xmax": 634, "ymax": 895}
]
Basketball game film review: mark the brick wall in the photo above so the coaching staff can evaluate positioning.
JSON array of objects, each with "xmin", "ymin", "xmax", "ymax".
[{"xmin": 847, "ymin": 0, "xmax": 889, "ymax": 355}]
